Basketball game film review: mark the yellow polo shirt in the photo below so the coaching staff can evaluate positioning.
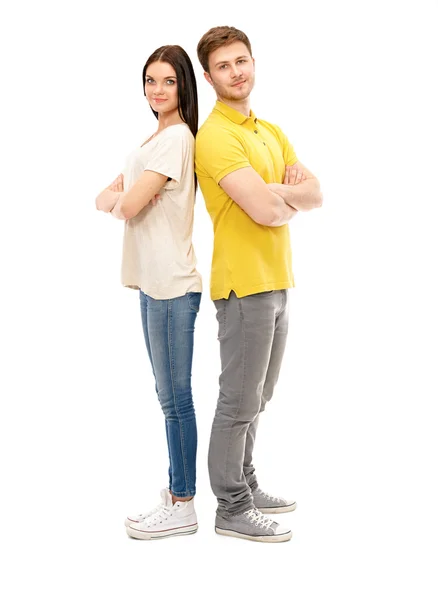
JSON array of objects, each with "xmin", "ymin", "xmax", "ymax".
[{"xmin": 195, "ymin": 101, "xmax": 298, "ymax": 300}]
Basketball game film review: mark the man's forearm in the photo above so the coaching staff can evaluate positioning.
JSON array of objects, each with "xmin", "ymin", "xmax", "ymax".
[
  {"xmin": 265, "ymin": 191, "xmax": 298, "ymax": 227},
  {"xmin": 268, "ymin": 179, "xmax": 323, "ymax": 211}
]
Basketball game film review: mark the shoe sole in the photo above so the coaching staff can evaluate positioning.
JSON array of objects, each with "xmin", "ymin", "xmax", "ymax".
[
  {"xmin": 215, "ymin": 526, "xmax": 292, "ymax": 543},
  {"xmin": 126, "ymin": 523, "xmax": 198, "ymax": 540},
  {"xmin": 257, "ymin": 502, "xmax": 297, "ymax": 514}
]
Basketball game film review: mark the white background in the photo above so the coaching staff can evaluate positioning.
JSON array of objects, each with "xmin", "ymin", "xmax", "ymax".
[{"xmin": 1, "ymin": 0, "xmax": 437, "ymax": 597}]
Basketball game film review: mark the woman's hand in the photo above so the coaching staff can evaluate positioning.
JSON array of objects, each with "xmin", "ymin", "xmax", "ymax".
[
  {"xmin": 96, "ymin": 174, "xmax": 124, "ymax": 213},
  {"xmin": 108, "ymin": 174, "xmax": 124, "ymax": 192},
  {"xmin": 110, "ymin": 174, "xmax": 161, "ymax": 206}
]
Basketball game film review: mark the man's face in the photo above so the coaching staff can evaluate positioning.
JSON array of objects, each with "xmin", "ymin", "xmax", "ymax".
[{"xmin": 205, "ymin": 41, "xmax": 255, "ymax": 101}]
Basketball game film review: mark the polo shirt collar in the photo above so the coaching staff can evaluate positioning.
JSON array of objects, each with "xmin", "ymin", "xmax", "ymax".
[{"xmin": 214, "ymin": 100, "xmax": 257, "ymax": 125}]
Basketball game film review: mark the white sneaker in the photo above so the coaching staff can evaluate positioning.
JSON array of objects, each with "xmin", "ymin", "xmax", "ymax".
[
  {"xmin": 124, "ymin": 488, "xmax": 172, "ymax": 528},
  {"xmin": 124, "ymin": 499, "xmax": 164, "ymax": 528},
  {"xmin": 126, "ymin": 489, "xmax": 198, "ymax": 540}
]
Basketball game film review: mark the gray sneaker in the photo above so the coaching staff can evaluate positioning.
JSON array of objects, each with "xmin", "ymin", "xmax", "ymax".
[
  {"xmin": 253, "ymin": 487, "xmax": 297, "ymax": 514},
  {"xmin": 215, "ymin": 508, "xmax": 292, "ymax": 543}
]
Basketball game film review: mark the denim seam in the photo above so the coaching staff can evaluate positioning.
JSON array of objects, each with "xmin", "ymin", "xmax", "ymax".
[
  {"xmin": 223, "ymin": 297, "xmax": 248, "ymax": 502},
  {"xmin": 280, "ymin": 289, "xmax": 286, "ymax": 314},
  {"xmin": 222, "ymin": 300, "xmax": 234, "ymax": 497},
  {"xmin": 223, "ymin": 301, "xmax": 227, "ymax": 339},
  {"xmin": 166, "ymin": 421, "xmax": 173, "ymax": 492},
  {"xmin": 143, "ymin": 294, "xmax": 158, "ymax": 382},
  {"xmin": 236, "ymin": 296, "xmax": 247, "ymax": 421},
  {"xmin": 167, "ymin": 299, "xmax": 191, "ymax": 496},
  {"xmin": 216, "ymin": 300, "xmax": 227, "ymax": 340}
]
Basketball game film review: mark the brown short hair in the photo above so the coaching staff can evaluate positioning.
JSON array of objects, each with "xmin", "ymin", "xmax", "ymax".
[{"xmin": 197, "ymin": 26, "xmax": 252, "ymax": 73}]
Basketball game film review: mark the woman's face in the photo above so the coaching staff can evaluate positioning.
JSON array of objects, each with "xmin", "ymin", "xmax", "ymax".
[{"xmin": 144, "ymin": 61, "xmax": 179, "ymax": 115}]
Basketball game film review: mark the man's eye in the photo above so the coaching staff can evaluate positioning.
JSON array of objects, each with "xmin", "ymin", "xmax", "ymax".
[{"xmin": 220, "ymin": 64, "xmax": 227, "ymax": 69}]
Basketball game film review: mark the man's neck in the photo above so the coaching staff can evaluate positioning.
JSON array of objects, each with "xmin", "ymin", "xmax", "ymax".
[{"xmin": 217, "ymin": 95, "xmax": 251, "ymax": 118}]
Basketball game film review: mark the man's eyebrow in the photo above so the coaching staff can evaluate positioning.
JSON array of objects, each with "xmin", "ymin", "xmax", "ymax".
[{"xmin": 214, "ymin": 55, "xmax": 249, "ymax": 67}]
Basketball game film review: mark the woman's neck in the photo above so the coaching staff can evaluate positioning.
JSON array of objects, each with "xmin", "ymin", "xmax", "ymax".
[{"xmin": 156, "ymin": 109, "xmax": 184, "ymax": 132}]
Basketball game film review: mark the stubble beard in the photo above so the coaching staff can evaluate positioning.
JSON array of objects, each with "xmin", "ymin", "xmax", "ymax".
[{"xmin": 214, "ymin": 75, "xmax": 255, "ymax": 103}]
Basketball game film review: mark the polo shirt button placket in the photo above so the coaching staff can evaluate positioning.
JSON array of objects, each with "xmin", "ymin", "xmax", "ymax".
[{"xmin": 254, "ymin": 129, "xmax": 267, "ymax": 146}]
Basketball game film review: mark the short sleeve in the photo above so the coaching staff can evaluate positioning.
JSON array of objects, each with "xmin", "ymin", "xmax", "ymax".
[
  {"xmin": 196, "ymin": 127, "xmax": 250, "ymax": 184},
  {"xmin": 144, "ymin": 129, "xmax": 189, "ymax": 186},
  {"xmin": 273, "ymin": 125, "xmax": 298, "ymax": 166}
]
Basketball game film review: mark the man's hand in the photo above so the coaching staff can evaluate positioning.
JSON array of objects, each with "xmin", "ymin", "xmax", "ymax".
[
  {"xmin": 270, "ymin": 161, "xmax": 322, "ymax": 211},
  {"xmin": 284, "ymin": 165, "xmax": 306, "ymax": 186}
]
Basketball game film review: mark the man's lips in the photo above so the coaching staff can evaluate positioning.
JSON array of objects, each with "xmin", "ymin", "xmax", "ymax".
[{"xmin": 232, "ymin": 80, "xmax": 246, "ymax": 87}]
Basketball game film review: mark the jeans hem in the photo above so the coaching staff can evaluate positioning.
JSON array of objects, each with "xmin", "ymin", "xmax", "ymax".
[{"xmin": 170, "ymin": 489, "xmax": 196, "ymax": 498}]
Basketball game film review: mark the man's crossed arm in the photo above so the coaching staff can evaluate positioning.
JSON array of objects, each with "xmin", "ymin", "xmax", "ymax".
[
  {"xmin": 219, "ymin": 161, "xmax": 322, "ymax": 228},
  {"xmin": 267, "ymin": 162, "xmax": 322, "ymax": 213}
]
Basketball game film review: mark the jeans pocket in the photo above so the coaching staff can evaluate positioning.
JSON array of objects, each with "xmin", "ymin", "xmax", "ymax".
[
  {"xmin": 187, "ymin": 292, "xmax": 201, "ymax": 312},
  {"xmin": 214, "ymin": 300, "xmax": 227, "ymax": 340}
]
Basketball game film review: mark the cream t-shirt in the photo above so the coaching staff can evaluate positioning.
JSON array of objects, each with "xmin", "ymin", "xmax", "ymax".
[{"xmin": 121, "ymin": 123, "xmax": 202, "ymax": 299}]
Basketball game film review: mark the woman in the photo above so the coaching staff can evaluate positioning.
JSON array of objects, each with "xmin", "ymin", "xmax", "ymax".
[{"xmin": 96, "ymin": 46, "xmax": 202, "ymax": 540}]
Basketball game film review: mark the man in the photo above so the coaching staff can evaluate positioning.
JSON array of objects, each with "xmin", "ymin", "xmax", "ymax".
[{"xmin": 196, "ymin": 26, "xmax": 322, "ymax": 543}]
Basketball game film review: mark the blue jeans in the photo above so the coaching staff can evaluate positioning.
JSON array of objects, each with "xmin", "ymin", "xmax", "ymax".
[{"xmin": 140, "ymin": 290, "xmax": 201, "ymax": 498}]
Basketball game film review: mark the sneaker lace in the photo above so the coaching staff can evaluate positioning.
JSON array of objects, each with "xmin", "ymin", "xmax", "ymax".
[
  {"xmin": 144, "ymin": 504, "xmax": 173, "ymax": 525},
  {"xmin": 136, "ymin": 501, "xmax": 163, "ymax": 520},
  {"xmin": 244, "ymin": 508, "xmax": 274, "ymax": 530},
  {"xmin": 259, "ymin": 489, "xmax": 281, "ymax": 503}
]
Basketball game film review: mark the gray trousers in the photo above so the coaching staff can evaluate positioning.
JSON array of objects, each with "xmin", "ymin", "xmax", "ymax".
[{"xmin": 209, "ymin": 290, "xmax": 289, "ymax": 517}]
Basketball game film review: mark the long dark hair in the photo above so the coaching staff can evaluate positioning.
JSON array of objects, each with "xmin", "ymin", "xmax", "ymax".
[{"xmin": 142, "ymin": 45, "xmax": 198, "ymax": 139}]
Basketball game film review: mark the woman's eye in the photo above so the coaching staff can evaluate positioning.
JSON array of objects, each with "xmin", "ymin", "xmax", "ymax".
[
  {"xmin": 166, "ymin": 80, "xmax": 175, "ymax": 85},
  {"xmin": 146, "ymin": 78, "xmax": 154, "ymax": 84}
]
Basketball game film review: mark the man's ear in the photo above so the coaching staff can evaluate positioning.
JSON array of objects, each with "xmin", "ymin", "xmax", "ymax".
[
  {"xmin": 204, "ymin": 71, "xmax": 213, "ymax": 86},
  {"xmin": 252, "ymin": 57, "xmax": 255, "ymax": 70}
]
